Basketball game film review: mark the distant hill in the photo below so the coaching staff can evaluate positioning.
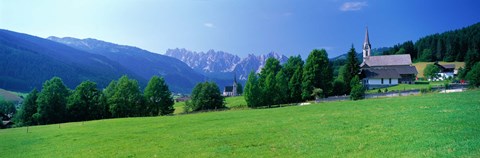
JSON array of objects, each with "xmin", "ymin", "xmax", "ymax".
[
  {"xmin": 48, "ymin": 37, "xmax": 206, "ymax": 93},
  {"xmin": 0, "ymin": 88, "xmax": 23, "ymax": 104},
  {"xmin": 165, "ymin": 49, "xmax": 288, "ymax": 80},
  {"xmin": 0, "ymin": 29, "xmax": 140, "ymax": 92}
]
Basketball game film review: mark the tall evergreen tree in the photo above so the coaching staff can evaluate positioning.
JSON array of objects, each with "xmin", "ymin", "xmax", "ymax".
[
  {"xmin": 259, "ymin": 58, "xmax": 282, "ymax": 87},
  {"xmin": 35, "ymin": 77, "xmax": 69, "ymax": 124},
  {"xmin": 465, "ymin": 48, "xmax": 480, "ymax": 72},
  {"xmin": 264, "ymin": 72, "xmax": 277, "ymax": 107},
  {"xmin": 236, "ymin": 83, "xmax": 243, "ymax": 95},
  {"xmin": 144, "ymin": 76, "xmax": 174, "ymax": 116},
  {"xmin": 302, "ymin": 49, "xmax": 333, "ymax": 100},
  {"xmin": 244, "ymin": 71, "xmax": 262, "ymax": 108},
  {"xmin": 274, "ymin": 69, "xmax": 288, "ymax": 105},
  {"xmin": 288, "ymin": 67, "xmax": 303, "ymax": 103},
  {"xmin": 283, "ymin": 55, "xmax": 304, "ymax": 102},
  {"xmin": 466, "ymin": 62, "xmax": 480, "ymax": 87},
  {"xmin": 342, "ymin": 45, "xmax": 360, "ymax": 94}
]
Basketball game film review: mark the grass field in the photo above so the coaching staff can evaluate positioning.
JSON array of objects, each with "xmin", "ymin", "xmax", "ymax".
[
  {"xmin": 413, "ymin": 62, "xmax": 465, "ymax": 78},
  {"xmin": 173, "ymin": 96, "xmax": 247, "ymax": 114},
  {"xmin": 1, "ymin": 90, "xmax": 480, "ymax": 157},
  {"xmin": 366, "ymin": 82, "xmax": 445, "ymax": 93}
]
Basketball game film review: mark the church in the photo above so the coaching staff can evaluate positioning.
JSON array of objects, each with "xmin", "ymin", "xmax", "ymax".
[
  {"xmin": 359, "ymin": 28, "xmax": 418, "ymax": 89},
  {"xmin": 223, "ymin": 74, "xmax": 238, "ymax": 97}
]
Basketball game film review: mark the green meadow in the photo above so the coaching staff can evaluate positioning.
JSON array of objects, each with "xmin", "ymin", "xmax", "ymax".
[
  {"xmin": 173, "ymin": 96, "xmax": 248, "ymax": 114},
  {"xmin": 366, "ymin": 82, "xmax": 446, "ymax": 93},
  {"xmin": 1, "ymin": 90, "xmax": 480, "ymax": 157}
]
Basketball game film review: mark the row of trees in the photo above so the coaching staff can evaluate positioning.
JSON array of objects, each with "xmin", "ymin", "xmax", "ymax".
[
  {"xmin": 16, "ymin": 75, "xmax": 174, "ymax": 126},
  {"xmin": 244, "ymin": 48, "xmax": 363, "ymax": 107},
  {"xmin": 382, "ymin": 22, "xmax": 480, "ymax": 63}
]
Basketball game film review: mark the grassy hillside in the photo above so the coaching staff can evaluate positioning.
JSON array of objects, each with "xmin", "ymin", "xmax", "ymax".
[
  {"xmin": 413, "ymin": 62, "xmax": 465, "ymax": 78},
  {"xmin": 1, "ymin": 90, "xmax": 480, "ymax": 157},
  {"xmin": 0, "ymin": 88, "xmax": 23, "ymax": 103}
]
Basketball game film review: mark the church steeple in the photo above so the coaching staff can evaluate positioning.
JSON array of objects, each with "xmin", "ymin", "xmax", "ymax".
[
  {"xmin": 232, "ymin": 73, "xmax": 237, "ymax": 96},
  {"xmin": 363, "ymin": 27, "xmax": 371, "ymax": 62}
]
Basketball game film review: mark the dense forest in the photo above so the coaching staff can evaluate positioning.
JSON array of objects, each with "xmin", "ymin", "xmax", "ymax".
[{"xmin": 382, "ymin": 22, "xmax": 480, "ymax": 62}]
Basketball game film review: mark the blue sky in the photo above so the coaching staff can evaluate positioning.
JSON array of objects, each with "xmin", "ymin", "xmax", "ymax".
[{"xmin": 1, "ymin": 0, "xmax": 480, "ymax": 58}]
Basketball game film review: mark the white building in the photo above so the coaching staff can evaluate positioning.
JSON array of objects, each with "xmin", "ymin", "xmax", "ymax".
[
  {"xmin": 223, "ymin": 74, "xmax": 238, "ymax": 97},
  {"xmin": 359, "ymin": 27, "xmax": 418, "ymax": 89}
]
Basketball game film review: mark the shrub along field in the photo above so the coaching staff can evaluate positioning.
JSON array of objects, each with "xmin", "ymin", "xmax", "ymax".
[{"xmin": 1, "ymin": 90, "xmax": 480, "ymax": 157}]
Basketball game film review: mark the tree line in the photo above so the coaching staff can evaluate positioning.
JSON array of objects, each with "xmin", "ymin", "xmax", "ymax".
[
  {"xmin": 382, "ymin": 22, "xmax": 480, "ymax": 87},
  {"xmin": 14, "ymin": 75, "xmax": 174, "ymax": 126},
  {"xmin": 244, "ymin": 48, "xmax": 364, "ymax": 108},
  {"xmin": 382, "ymin": 22, "xmax": 480, "ymax": 63}
]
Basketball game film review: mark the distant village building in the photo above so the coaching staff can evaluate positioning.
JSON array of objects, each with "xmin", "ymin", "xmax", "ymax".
[
  {"xmin": 223, "ymin": 74, "xmax": 238, "ymax": 97},
  {"xmin": 430, "ymin": 62, "xmax": 455, "ymax": 81},
  {"xmin": 359, "ymin": 27, "xmax": 418, "ymax": 89}
]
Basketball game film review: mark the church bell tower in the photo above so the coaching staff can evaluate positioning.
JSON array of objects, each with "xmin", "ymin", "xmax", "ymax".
[
  {"xmin": 232, "ymin": 73, "xmax": 237, "ymax": 96},
  {"xmin": 363, "ymin": 27, "xmax": 371, "ymax": 62}
]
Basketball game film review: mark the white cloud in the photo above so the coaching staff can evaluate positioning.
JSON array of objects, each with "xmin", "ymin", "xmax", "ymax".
[
  {"xmin": 340, "ymin": 2, "xmax": 368, "ymax": 11},
  {"xmin": 203, "ymin": 23, "xmax": 215, "ymax": 28}
]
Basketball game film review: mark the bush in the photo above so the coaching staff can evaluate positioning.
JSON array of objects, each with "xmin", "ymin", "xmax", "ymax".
[
  {"xmin": 414, "ymin": 81, "xmax": 430, "ymax": 84},
  {"xmin": 190, "ymin": 82, "xmax": 226, "ymax": 111},
  {"xmin": 350, "ymin": 85, "xmax": 365, "ymax": 100},
  {"xmin": 420, "ymin": 88, "xmax": 428, "ymax": 94},
  {"xmin": 377, "ymin": 89, "xmax": 382, "ymax": 93},
  {"xmin": 466, "ymin": 62, "xmax": 480, "ymax": 88},
  {"xmin": 424, "ymin": 64, "xmax": 440, "ymax": 80},
  {"xmin": 349, "ymin": 76, "xmax": 364, "ymax": 100}
]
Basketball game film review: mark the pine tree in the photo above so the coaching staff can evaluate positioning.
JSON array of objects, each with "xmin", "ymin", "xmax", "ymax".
[
  {"xmin": 466, "ymin": 62, "xmax": 480, "ymax": 87},
  {"xmin": 465, "ymin": 49, "xmax": 480, "ymax": 72},
  {"xmin": 288, "ymin": 67, "xmax": 303, "ymax": 103},
  {"xmin": 236, "ymin": 83, "xmax": 243, "ymax": 95},
  {"xmin": 302, "ymin": 49, "xmax": 333, "ymax": 100},
  {"xmin": 343, "ymin": 45, "xmax": 360, "ymax": 94},
  {"xmin": 274, "ymin": 70, "xmax": 288, "ymax": 105},
  {"xmin": 244, "ymin": 71, "xmax": 262, "ymax": 108},
  {"xmin": 283, "ymin": 55, "xmax": 304, "ymax": 102},
  {"xmin": 264, "ymin": 72, "xmax": 276, "ymax": 107}
]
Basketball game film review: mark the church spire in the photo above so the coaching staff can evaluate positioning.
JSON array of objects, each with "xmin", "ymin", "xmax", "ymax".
[
  {"xmin": 363, "ymin": 27, "xmax": 371, "ymax": 62},
  {"xmin": 232, "ymin": 73, "xmax": 237, "ymax": 96}
]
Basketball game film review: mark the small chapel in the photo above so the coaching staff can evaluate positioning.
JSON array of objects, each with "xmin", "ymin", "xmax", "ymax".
[
  {"xmin": 222, "ymin": 74, "xmax": 238, "ymax": 97},
  {"xmin": 359, "ymin": 27, "xmax": 418, "ymax": 89}
]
